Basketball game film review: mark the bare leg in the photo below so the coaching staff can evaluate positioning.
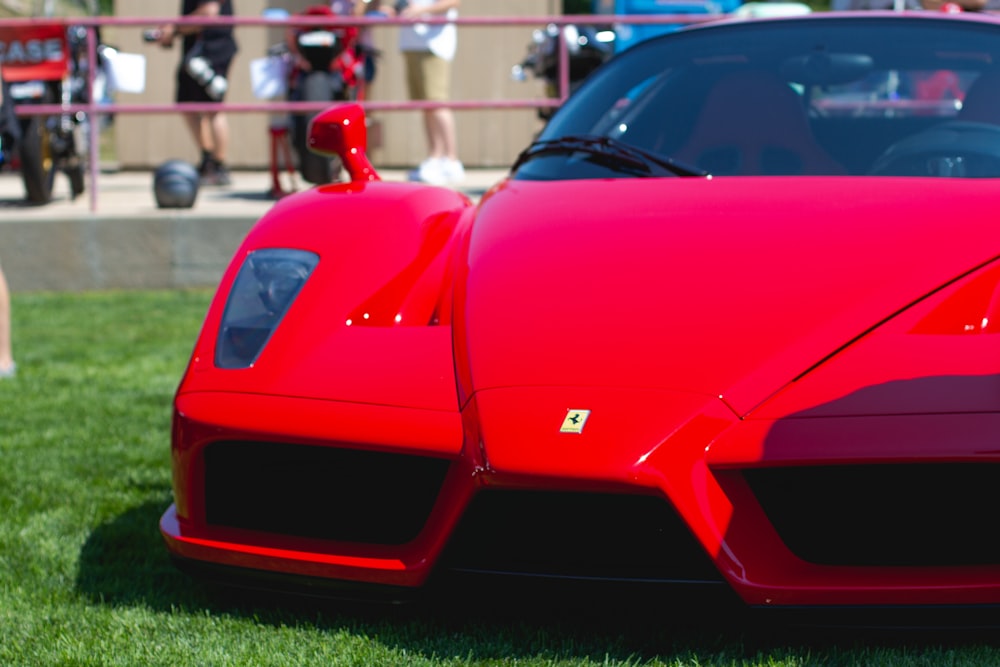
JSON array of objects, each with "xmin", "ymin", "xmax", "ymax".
[
  {"xmin": 424, "ymin": 107, "xmax": 457, "ymax": 161},
  {"xmin": 0, "ymin": 265, "xmax": 13, "ymax": 372},
  {"xmin": 207, "ymin": 112, "xmax": 229, "ymax": 163},
  {"xmin": 182, "ymin": 112, "xmax": 224, "ymax": 159},
  {"xmin": 184, "ymin": 112, "xmax": 230, "ymax": 184},
  {"xmin": 182, "ymin": 112, "xmax": 212, "ymax": 154}
]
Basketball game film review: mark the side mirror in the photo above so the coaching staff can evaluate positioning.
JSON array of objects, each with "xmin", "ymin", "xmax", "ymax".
[{"xmin": 307, "ymin": 103, "xmax": 381, "ymax": 183}]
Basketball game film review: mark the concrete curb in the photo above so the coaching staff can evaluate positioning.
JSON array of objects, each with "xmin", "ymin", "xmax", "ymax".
[{"xmin": 0, "ymin": 168, "xmax": 507, "ymax": 292}]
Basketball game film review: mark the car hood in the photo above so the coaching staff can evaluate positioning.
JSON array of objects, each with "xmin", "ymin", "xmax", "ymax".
[{"xmin": 457, "ymin": 176, "xmax": 1000, "ymax": 416}]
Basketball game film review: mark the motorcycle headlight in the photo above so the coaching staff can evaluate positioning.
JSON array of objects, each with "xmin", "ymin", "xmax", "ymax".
[
  {"xmin": 215, "ymin": 248, "xmax": 319, "ymax": 369},
  {"xmin": 298, "ymin": 30, "xmax": 337, "ymax": 48}
]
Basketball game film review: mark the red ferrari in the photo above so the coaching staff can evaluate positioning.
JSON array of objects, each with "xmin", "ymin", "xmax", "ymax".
[{"xmin": 162, "ymin": 11, "xmax": 1000, "ymax": 614}]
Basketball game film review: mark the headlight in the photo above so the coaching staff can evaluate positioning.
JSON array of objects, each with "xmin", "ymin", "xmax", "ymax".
[{"xmin": 215, "ymin": 249, "xmax": 319, "ymax": 369}]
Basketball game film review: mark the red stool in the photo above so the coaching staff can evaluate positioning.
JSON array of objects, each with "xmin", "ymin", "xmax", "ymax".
[{"xmin": 269, "ymin": 123, "xmax": 297, "ymax": 198}]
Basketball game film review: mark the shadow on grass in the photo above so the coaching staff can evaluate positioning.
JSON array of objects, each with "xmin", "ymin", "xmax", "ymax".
[
  {"xmin": 76, "ymin": 499, "xmax": 218, "ymax": 610},
  {"xmin": 76, "ymin": 501, "xmax": 774, "ymax": 662},
  {"xmin": 75, "ymin": 501, "xmax": 1000, "ymax": 664}
]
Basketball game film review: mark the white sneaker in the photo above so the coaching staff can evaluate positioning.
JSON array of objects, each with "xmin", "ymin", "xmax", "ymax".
[
  {"xmin": 0, "ymin": 361, "xmax": 16, "ymax": 379},
  {"xmin": 441, "ymin": 158, "xmax": 465, "ymax": 184},
  {"xmin": 410, "ymin": 158, "xmax": 448, "ymax": 186}
]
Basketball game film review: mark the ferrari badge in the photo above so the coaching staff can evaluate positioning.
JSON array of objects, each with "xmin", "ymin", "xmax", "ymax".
[{"xmin": 560, "ymin": 409, "xmax": 591, "ymax": 434}]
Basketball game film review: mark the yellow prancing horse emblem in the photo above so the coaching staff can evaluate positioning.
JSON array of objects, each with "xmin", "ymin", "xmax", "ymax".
[{"xmin": 560, "ymin": 409, "xmax": 591, "ymax": 434}]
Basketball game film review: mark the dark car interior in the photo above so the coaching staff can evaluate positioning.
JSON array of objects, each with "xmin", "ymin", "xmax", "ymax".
[{"xmin": 517, "ymin": 17, "xmax": 1000, "ymax": 180}]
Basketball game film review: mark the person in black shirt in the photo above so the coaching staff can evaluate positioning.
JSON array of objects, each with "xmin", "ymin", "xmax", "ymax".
[{"xmin": 157, "ymin": 0, "xmax": 238, "ymax": 186}]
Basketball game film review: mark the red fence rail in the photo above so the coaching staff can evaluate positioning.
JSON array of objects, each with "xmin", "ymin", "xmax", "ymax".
[{"xmin": 0, "ymin": 13, "xmax": 722, "ymax": 211}]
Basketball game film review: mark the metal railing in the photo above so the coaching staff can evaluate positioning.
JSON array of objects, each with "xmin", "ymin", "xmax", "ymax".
[{"xmin": 0, "ymin": 12, "xmax": 722, "ymax": 211}]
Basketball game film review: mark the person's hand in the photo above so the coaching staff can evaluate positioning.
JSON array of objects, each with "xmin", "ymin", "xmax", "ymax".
[
  {"xmin": 357, "ymin": 0, "xmax": 394, "ymax": 16},
  {"xmin": 157, "ymin": 24, "xmax": 177, "ymax": 48},
  {"xmin": 294, "ymin": 53, "xmax": 313, "ymax": 72},
  {"xmin": 396, "ymin": 0, "xmax": 419, "ymax": 18},
  {"xmin": 399, "ymin": 1, "xmax": 456, "ymax": 18}
]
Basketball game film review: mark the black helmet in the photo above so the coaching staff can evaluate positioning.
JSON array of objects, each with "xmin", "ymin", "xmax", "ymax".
[{"xmin": 153, "ymin": 160, "xmax": 199, "ymax": 209}]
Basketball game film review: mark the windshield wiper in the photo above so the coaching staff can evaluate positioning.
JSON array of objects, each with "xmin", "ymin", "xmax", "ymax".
[{"xmin": 511, "ymin": 134, "xmax": 710, "ymax": 177}]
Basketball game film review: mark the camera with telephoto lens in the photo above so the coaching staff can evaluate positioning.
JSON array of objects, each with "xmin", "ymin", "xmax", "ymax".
[
  {"xmin": 142, "ymin": 28, "xmax": 163, "ymax": 43},
  {"xmin": 186, "ymin": 55, "xmax": 228, "ymax": 100}
]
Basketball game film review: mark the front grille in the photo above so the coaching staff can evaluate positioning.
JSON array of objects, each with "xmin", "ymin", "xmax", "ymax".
[
  {"xmin": 745, "ymin": 463, "xmax": 1000, "ymax": 567},
  {"xmin": 204, "ymin": 441, "xmax": 451, "ymax": 545},
  {"xmin": 437, "ymin": 490, "xmax": 724, "ymax": 583}
]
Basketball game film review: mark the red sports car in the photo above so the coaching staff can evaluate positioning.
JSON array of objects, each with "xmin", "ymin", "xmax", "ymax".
[{"xmin": 162, "ymin": 11, "xmax": 1000, "ymax": 615}]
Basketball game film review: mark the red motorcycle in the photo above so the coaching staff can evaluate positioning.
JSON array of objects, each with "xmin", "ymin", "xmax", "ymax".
[
  {"xmin": 286, "ymin": 5, "xmax": 362, "ymax": 184},
  {"xmin": 0, "ymin": 22, "xmax": 101, "ymax": 204}
]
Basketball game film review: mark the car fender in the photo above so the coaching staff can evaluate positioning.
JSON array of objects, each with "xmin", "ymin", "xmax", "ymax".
[{"xmin": 180, "ymin": 181, "xmax": 475, "ymax": 409}]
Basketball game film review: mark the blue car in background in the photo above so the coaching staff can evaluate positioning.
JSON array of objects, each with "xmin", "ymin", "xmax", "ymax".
[{"xmin": 594, "ymin": 0, "xmax": 744, "ymax": 51}]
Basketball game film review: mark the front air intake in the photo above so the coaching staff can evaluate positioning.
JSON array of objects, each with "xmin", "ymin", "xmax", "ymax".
[
  {"xmin": 746, "ymin": 463, "xmax": 1000, "ymax": 566},
  {"xmin": 204, "ymin": 441, "xmax": 451, "ymax": 545},
  {"xmin": 438, "ymin": 490, "xmax": 724, "ymax": 583}
]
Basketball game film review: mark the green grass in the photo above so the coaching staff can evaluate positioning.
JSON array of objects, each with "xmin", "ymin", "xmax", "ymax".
[{"xmin": 3, "ymin": 289, "xmax": 1000, "ymax": 666}]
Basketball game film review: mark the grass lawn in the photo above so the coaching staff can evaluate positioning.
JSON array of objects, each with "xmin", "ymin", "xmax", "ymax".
[{"xmin": 2, "ymin": 289, "xmax": 1000, "ymax": 666}]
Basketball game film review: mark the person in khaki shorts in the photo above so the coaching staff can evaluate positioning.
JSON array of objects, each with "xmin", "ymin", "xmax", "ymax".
[{"xmin": 397, "ymin": 0, "xmax": 464, "ymax": 185}]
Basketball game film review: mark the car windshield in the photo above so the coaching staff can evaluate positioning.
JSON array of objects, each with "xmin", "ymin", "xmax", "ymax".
[{"xmin": 514, "ymin": 15, "xmax": 1000, "ymax": 180}]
